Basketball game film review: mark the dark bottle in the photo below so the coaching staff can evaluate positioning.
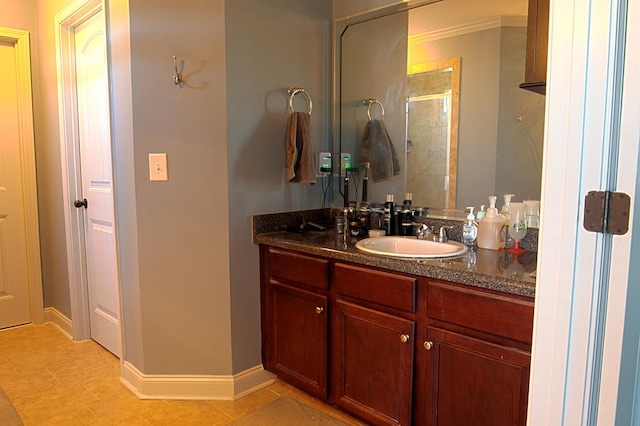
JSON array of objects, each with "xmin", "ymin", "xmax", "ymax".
[
  {"xmin": 384, "ymin": 194, "xmax": 396, "ymax": 235},
  {"xmin": 399, "ymin": 204, "xmax": 414, "ymax": 236}
]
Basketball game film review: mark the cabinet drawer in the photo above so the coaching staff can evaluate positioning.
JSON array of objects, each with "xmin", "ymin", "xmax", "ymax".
[
  {"xmin": 333, "ymin": 263, "xmax": 416, "ymax": 313},
  {"xmin": 427, "ymin": 281, "xmax": 534, "ymax": 344},
  {"xmin": 268, "ymin": 248, "xmax": 329, "ymax": 290}
]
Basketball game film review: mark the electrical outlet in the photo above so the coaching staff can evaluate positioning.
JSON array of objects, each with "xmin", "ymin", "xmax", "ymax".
[
  {"xmin": 340, "ymin": 153, "xmax": 351, "ymax": 177},
  {"xmin": 149, "ymin": 153, "xmax": 168, "ymax": 181},
  {"xmin": 317, "ymin": 152, "xmax": 332, "ymax": 176}
]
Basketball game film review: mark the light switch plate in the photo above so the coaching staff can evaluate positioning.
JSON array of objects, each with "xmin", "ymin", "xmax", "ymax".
[{"xmin": 149, "ymin": 153, "xmax": 168, "ymax": 181}]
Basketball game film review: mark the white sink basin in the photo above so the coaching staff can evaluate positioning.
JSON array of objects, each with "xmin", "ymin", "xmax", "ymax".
[{"xmin": 355, "ymin": 236, "xmax": 468, "ymax": 259}]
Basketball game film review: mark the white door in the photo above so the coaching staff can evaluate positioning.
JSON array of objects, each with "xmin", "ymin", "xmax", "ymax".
[
  {"xmin": 0, "ymin": 30, "xmax": 42, "ymax": 329},
  {"xmin": 73, "ymin": 12, "xmax": 121, "ymax": 357}
]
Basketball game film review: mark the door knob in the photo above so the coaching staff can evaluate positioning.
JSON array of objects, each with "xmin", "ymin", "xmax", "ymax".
[
  {"xmin": 400, "ymin": 334, "xmax": 410, "ymax": 343},
  {"xmin": 74, "ymin": 198, "xmax": 88, "ymax": 208},
  {"xmin": 315, "ymin": 307, "xmax": 324, "ymax": 314},
  {"xmin": 423, "ymin": 341, "xmax": 433, "ymax": 351}
]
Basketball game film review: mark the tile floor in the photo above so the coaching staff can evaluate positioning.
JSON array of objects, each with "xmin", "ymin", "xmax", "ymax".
[{"xmin": 0, "ymin": 323, "xmax": 363, "ymax": 425}]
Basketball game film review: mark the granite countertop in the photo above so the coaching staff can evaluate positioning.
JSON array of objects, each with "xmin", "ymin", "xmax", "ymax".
[{"xmin": 256, "ymin": 230, "xmax": 537, "ymax": 299}]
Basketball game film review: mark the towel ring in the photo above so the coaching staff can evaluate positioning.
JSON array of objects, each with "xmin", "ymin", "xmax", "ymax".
[
  {"xmin": 365, "ymin": 99, "xmax": 384, "ymax": 121},
  {"xmin": 288, "ymin": 88, "xmax": 313, "ymax": 115}
]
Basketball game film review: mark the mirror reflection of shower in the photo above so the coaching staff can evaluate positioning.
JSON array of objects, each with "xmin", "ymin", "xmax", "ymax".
[{"xmin": 406, "ymin": 58, "xmax": 460, "ymax": 210}]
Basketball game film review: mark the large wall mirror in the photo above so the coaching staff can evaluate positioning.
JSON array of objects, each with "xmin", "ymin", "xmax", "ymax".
[{"xmin": 335, "ymin": 0, "xmax": 545, "ymax": 221}]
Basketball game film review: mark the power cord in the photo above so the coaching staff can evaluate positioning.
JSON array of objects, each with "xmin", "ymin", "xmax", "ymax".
[
  {"xmin": 321, "ymin": 172, "xmax": 332, "ymax": 208},
  {"xmin": 348, "ymin": 168, "xmax": 360, "ymax": 203}
]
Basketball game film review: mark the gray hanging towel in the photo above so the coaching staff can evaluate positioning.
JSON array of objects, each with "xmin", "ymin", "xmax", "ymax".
[
  {"xmin": 360, "ymin": 119, "xmax": 400, "ymax": 182},
  {"xmin": 285, "ymin": 111, "xmax": 316, "ymax": 184}
]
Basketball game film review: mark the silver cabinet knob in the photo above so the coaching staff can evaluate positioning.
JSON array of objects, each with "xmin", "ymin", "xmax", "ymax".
[
  {"xmin": 315, "ymin": 306, "xmax": 324, "ymax": 314},
  {"xmin": 423, "ymin": 341, "xmax": 433, "ymax": 350},
  {"xmin": 400, "ymin": 334, "xmax": 410, "ymax": 343}
]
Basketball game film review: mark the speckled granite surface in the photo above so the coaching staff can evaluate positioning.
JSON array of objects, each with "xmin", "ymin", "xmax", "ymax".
[{"xmin": 253, "ymin": 209, "xmax": 537, "ymax": 299}]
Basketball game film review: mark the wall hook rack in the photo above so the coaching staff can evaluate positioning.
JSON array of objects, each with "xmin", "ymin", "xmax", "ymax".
[{"xmin": 172, "ymin": 55, "xmax": 183, "ymax": 86}]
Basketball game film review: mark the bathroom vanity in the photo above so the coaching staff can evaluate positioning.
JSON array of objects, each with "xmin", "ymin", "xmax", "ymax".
[{"xmin": 257, "ymin": 230, "xmax": 535, "ymax": 426}]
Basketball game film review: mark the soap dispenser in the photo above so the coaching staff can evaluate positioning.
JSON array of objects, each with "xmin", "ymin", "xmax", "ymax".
[
  {"xmin": 500, "ymin": 194, "xmax": 515, "ymax": 249},
  {"xmin": 476, "ymin": 204, "xmax": 486, "ymax": 221},
  {"xmin": 501, "ymin": 194, "xmax": 515, "ymax": 221},
  {"xmin": 477, "ymin": 196, "xmax": 506, "ymax": 250},
  {"xmin": 462, "ymin": 207, "xmax": 478, "ymax": 246}
]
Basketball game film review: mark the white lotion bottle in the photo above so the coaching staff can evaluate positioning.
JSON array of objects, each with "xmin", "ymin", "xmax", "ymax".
[{"xmin": 477, "ymin": 196, "xmax": 506, "ymax": 250}]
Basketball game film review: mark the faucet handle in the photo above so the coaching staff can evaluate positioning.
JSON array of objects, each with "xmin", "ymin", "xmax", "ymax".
[
  {"xmin": 438, "ymin": 225, "xmax": 454, "ymax": 242},
  {"xmin": 414, "ymin": 223, "xmax": 433, "ymax": 240}
]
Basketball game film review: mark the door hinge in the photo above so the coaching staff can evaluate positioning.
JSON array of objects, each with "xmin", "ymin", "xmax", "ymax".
[{"xmin": 583, "ymin": 191, "xmax": 631, "ymax": 235}]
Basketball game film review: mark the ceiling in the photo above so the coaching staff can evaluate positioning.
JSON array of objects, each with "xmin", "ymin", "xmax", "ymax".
[{"xmin": 409, "ymin": 0, "xmax": 528, "ymax": 35}]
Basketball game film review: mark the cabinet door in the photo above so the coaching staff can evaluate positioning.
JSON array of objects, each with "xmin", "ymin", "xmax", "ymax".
[
  {"xmin": 521, "ymin": 0, "xmax": 549, "ymax": 93},
  {"xmin": 267, "ymin": 280, "xmax": 328, "ymax": 398},
  {"xmin": 420, "ymin": 327, "xmax": 530, "ymax": 426},
  {"xmin": 332, "ymin": 300, "xmax": 415, "ymax": 426}
]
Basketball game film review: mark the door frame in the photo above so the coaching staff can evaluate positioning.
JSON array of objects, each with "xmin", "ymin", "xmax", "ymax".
[
  {"xmin": 0, "ymin": 27, "xmax": 44, "ymax": 326},
  {"xmin": 528, "ymin": 0, "xmax": 638, "ymax": 422},
  {"xmin": 55, "ymin": 0, "xmax": 121, "ymax": 343}
]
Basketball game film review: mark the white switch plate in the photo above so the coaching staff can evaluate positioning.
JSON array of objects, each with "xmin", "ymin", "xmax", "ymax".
[{"xmin": 149, "ymin": 153, "xmax": 168, "ymax": 181}]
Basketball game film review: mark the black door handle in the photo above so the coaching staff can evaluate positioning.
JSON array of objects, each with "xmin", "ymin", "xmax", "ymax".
[{"xmin": 74, "ymin": 198, "xmax": 88, "ymax": 208}]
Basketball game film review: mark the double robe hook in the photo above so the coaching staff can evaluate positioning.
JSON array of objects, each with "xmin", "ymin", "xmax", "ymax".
[{"xmin": 173, "ymin": 55, "xmax": 183, "ymax": 86}]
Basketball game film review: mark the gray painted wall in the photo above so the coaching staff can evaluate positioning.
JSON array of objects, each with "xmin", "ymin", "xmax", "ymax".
[
  {"xmin": 495, "ymin": 27, "xmax": 544, "ymax": 202},
  {"xmin": 334, "ymin": 0, "xmax": 403, "ymax": 19},
  {"xmin": 340, "ymin": 11, "xmax": 408, "ymax": 204},
  {"xmin": 225, "ymin": 0, "xmax": 332, "ymax": 372},
  {"xmin": 6, "ymin": 0, "xmax": 332, "ymax": 376}
]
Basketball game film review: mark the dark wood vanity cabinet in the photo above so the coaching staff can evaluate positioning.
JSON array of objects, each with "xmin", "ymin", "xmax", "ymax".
[
  {"xmin": 260, "ymin": 245, "xmax": 535, "ymax": 426},
  {"xmin": 261, "ymin": 247, "xmax": 329, "ymax": 399},
  {"xmin": 415, "ymin": 281, "xmax": 534, "ymax": 426},
  {"xmin": 520, "ymin": 0, "xmax": 549, "ymax": 94},
  {"xmin": 332, "ymin": 263, "xmax": 417, "ymax": 426}
]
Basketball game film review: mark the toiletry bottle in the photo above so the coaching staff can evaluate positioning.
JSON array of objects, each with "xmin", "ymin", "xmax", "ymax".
[
  {"xmin": 501, "ymin": 194, "xmax": 515, "ymax": 221},
  {"xmin": 462, "ymin": 206, "xmax": 478, "ymax": 246},
  {"xmin": 500, "ymin": 194, "xmax": 515, "ymax": 249},
  {"xmin": 384, "ymin": 194, "xmax": 396, "ymax": 236},
  {"xmin": 403, "ymin": 193, "xmax": 413, "ymax": 206},
  {"xmin": 399, "ymin": 204, "xmax": 413, "ymax": 236},
  {"xmin": 476, "ymin": 204, "xmax": 486, "ymax": 221},
  {"xmin": 477, "ymin": 196, "xmax": 506, "ymax": 250}
]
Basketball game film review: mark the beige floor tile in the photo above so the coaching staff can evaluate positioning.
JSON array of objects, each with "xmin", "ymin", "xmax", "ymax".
[
  {"xmin": 140, "ymin": 400, "xmax": 232, "ymax": 425},
  {"xmin": 12, "ymin": 382, "xmax": 98, "ymax": 422},
  {"xmin": 0, "ymin": 324, "xmax": 363, "ymax": 426},
  {"xmin": 33, "ymin": 403, "xmax": 99, "ymax": 426},
  {"xmin": 206, "ymin": 387, "xmax": 280, "ymax": 419}
]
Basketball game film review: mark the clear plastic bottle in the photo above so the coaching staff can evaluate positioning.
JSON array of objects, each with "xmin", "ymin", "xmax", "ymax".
[
  {"xmin": 462, "ymin": 206, "xmax": 478, "ymax": 246},
  {"xmin": 477, "ymin": 196, "xmax": 506, "ymax": 250}
]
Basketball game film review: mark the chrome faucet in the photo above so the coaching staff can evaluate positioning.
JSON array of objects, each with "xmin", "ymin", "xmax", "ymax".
[
  {"xmin": 437, "ymin": 225, "xmax": 454, "ymax": 243},
  {"xmin": 414, "ymin": 223, "xmax": 434, "ymax": 240}
]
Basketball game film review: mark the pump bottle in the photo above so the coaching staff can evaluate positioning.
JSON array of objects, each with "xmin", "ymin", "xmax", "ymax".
[
  {"xmin": 462, "ymin": 207, "xmax": 478, "ymax": 246},
  {"xmin": 477, "ymin": 196, "xmax": 506, "ymax": 250}
]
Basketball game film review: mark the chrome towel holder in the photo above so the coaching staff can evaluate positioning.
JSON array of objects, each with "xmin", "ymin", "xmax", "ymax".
[
  {"xmin": 288, "ymin": 87, "xmax": 313, "ymax": 115},
  {"xmin": 364, "ymin": 98, "xmax": 385, "ymax": 121}
]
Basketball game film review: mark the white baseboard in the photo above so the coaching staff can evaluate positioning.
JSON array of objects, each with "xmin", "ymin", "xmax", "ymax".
[
  {"xmin": 44, "ymin": 307, "xmax": 73, "ymax": 339},
  {"xmin": 121, "ymin": 361, "xmax": 276, "ymax": 400}
]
